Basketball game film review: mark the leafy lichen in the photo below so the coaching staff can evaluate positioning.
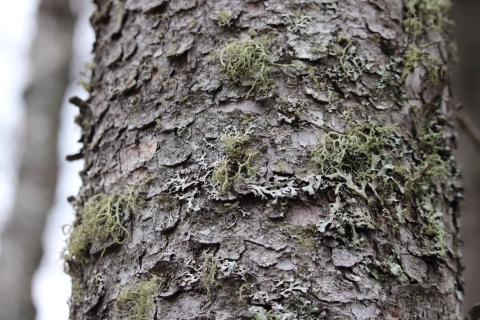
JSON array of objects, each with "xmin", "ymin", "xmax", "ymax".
[
  {"xmin": 311, "ymin": 118, "xmax": 451, "ymax": 256},
  {"xmin": 281, "ymin": 11, "xmax": 313, "ymax": 33}
]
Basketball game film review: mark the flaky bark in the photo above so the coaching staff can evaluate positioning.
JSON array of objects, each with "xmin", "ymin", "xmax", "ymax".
[
  {"xmin": 0, "ymin": 0, "xmax": 76, "ymax": 319},
  {"xmin": 67, "ymin": 0, "xmax": 463, "ymax": 319}
]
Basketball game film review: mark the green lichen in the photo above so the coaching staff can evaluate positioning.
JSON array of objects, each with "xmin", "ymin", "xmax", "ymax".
[
  {"xmin": 335, "ymin": 36, "xmax": 374, "ymax": 81},
  {"xmin": 312, "ymin": 122, "xmax": 395, "ymax": 175},
  {"xmin": 70, "ymin": 277, "xmax": 84, "ymax": 305},
  {"xmin": 401, "ymin": 45, "xmax": 444, "ymax": 84},
  {"xmin": 115, "ymin": 275, "xmax": 162, "ymax": 320},
  {"xmin": 281, "ymin": 11, "xmax": 313, "ymax": 33},
  {"xmin": 217, "ymin": 8, "xmax": 232, "ymax": 27},
  {"xmin": 201, "ymin": 251, "xmax": 219, "ymax": 299},
  {"xmin": 311, "ymin": 118, "xmax": 451, "ymax": 256},
  {"xmin": 64, "ymin": 175, "xmax": 156, "ymax": 264},
  {"xmin": 405, "ymin": 0, "xmax": 452, "ymax": 39},
  {"xmin": 405, "ymin": 154, "xmax": 447, "ymax": 196},
  {"xmin": 217, "ymin": 34, "xmax": 285, "ymax": 97},
  {"xmin": 238, "ymin": 283, "xmax": 251, "ymax": 301},
  {"xmin": 212, "ymin": 126, "xmax": 258, "ymax": 193}
]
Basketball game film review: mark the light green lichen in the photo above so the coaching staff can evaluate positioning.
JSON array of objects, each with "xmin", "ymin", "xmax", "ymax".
[
  {"xmin": 281, "ymin": 11, "xmax": 313, "ymax": 33},
  {"xmin": 335, "ymin": 36, "xmax": 375, "ymax": 81},
  {"xmin": 405, "ymin": 0, "xmax": 452, "ymax": 39},
  {"xmin": 64, "ymin": 175, "xmax": 156, "ymax": 264},
  {"xmin": 401, "ymin": 45, "xmax": 444, "ymax": 84},
  {"xmin": 238, "ymin": 283, "xmax": 251, "ymax": 301},
  {"xmin": 312, "ymin": 122, "xmax": 395, "ymax": 175},
  {"xmin": 217, "ymin": 34, "xmax": 286, "ymax": 97},
  {"xmin": 115, "ymin": 275, "xmax": 162, "ymax": 320},
  {"xmin": 312, "ymin": 118, "xmax": 450, "ymax": 256},
  {"xmin": 217, "ymin": 8, "xmax": 232, "ymax": 27},
  {"xmin": 212, "ymin": 125, "xmax": 258, "ymax": 193},
  {"xmin": 201, "ymin": 251, "xmax": 219, "ymax": 299}
]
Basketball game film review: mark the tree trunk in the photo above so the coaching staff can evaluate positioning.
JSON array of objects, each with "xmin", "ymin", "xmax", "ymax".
[
  {"xmin": 0, "ymin": 0, "xmax": 76, "ymax": 319},
  {"xmin": 66, "ymin": 0, "xmax": 463, "ymax": 318}
]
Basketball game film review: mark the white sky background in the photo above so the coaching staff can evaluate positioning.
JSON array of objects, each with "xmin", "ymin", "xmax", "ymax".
[{"xmin": 0, "ymin": 0, "xmax": 94, "ymax": 319}]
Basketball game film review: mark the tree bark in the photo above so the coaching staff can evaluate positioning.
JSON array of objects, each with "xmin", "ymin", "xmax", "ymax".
[
  {"xmin": 67, "ymin": 0, "xmax": 463, "ymax": 319},
  {"xmin": 0, "ymin": 0, "xmax": 76, "ymax": 319}
]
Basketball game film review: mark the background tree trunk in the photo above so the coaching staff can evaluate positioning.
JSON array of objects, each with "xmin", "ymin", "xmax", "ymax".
[
  {"xmin": 451, "ymin": 0, "xmax": 480, "ymax": 312},
  {"xmin": 67, "ymin": 0, "xmax": 463, "ymax": 318},
  {"xmin": 0, "ymin": 0, "xmax": 76, "ymax": 319}
]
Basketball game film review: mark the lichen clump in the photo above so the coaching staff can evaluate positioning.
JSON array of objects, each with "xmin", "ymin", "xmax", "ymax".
[
  {"xmin": 405, "ymin": 0, "xmax": 452, "ymax": 38},
  {"xmin": 401, "ymin": 45, "xmax": 444, "ymax": 84},
  {"xmin": 217, "ymin": 8, "xmax": 232, "ymax": 27},
  {"xmin": 312, "ymin": 122, "xmax": 395, "ymax": 176},
  {"xmin": 64, "ymin": 191, "xmax": 131, "ymax": 264},
  {"xmin": 312, "ymin": 119, "xmax": 450, "ymax": 257},
  {"xmin": 212, "ymin": 125, "xmax": 258, "ymax": 193},
  {"xmin": 201, "ymin": 251, "xmax": 219, "ymax": 299},
  {"xmin": 217, "ymin": 34, "xmax": 279, "ymax": 97},
  {"xmin": 64, "ymin": 176, "xmax": 155, "ymax": 264},
  {"xmin": 115, "ymin": 275, "xmax": 162, "ymax": 320}
]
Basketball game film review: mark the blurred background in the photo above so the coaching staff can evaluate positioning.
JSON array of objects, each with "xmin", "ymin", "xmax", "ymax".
[{"xmin": 0, "ymin": 0, "xmax": 478, "ymax": 319}]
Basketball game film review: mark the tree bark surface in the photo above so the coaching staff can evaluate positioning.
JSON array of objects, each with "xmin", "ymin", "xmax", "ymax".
[{"xmin": 67, "ymin": 0, "xmax": 463, "ymax": 319}]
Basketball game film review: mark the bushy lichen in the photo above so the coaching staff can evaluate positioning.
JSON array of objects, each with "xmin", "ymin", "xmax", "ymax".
[
  {"xmin": 404, "ymin": 0, "xmax": 452, "ymax": 39},
  {"xmin": 115, "ymin": 275, "xmax": 162, "ymax": 320},
  {"xmin": 217, "ymin": 8, "xmax": 232, "ymax": 27},
  {"xmin": 201, "ymin": 251, "xmax": 219, "ymax": 299},
  {"xmin": 312, "ymin": 122, "xmax": 395, "ymax": 175},
  {"xmin": 401, "ymin": 45, "xmax": 444, "ymax": 84},
  {"xmin": 212, "ymin": 125, "xmax": 258, "ymax": 193},
  {"xmin": 64, "ymin": 175, "xmax": 155, "ymax": 263},
  {"xmin": 217, "ymin": 34, "xmax": 284, "ymax": 97}
]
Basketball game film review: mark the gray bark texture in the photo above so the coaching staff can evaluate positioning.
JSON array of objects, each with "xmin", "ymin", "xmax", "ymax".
[
  {"xmin": 0, "ymin": 0, "xmax": 76, "ymax": 319},
  {"xmin": 66, "ymin": 0, "xmax": 464, "ymax": 319}
]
